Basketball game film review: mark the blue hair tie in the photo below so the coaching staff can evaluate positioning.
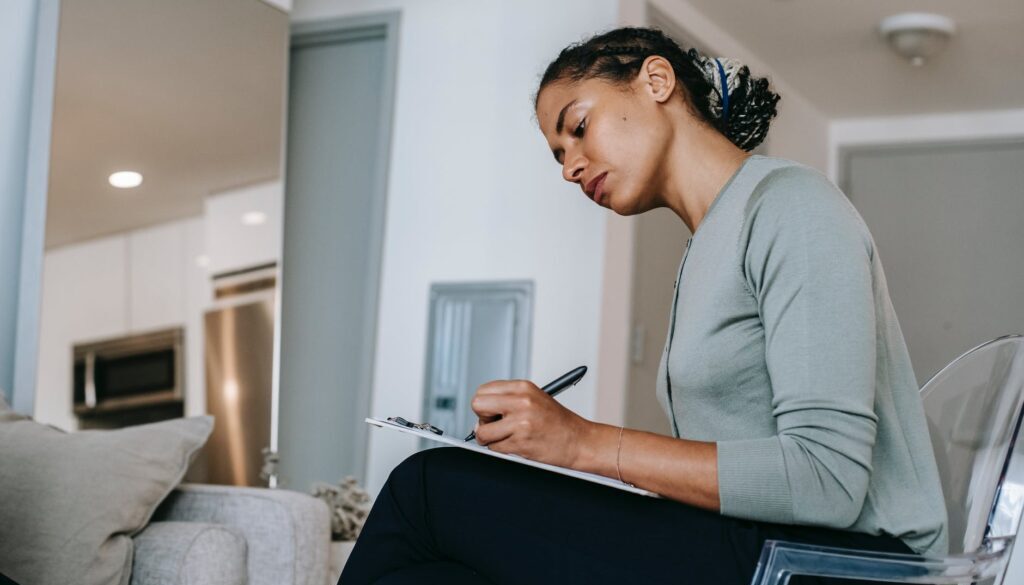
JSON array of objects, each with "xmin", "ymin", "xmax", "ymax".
[{"xmin": 714, "ymin": 58, "xmax": 730, "ymax": 126}]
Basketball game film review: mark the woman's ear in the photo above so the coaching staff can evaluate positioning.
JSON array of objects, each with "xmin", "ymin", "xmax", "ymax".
[{"xmin": 640, "ymin": 56, "xmax": 677, "ymax": 103}]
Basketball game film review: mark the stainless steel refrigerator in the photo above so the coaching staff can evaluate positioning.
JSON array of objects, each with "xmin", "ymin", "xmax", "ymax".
[{"xmin": 196, "ymin": 269, "xmax": 276, "ymax": 487}]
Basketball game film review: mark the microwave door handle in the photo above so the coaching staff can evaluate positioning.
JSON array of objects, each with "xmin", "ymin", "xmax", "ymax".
[{"xmin": 85, "ymin": 352, "xmax": 97, "ymax": 408}]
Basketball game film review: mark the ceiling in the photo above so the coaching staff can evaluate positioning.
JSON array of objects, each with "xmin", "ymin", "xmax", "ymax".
[
  {"xmin": 46, "ymin": 0, "xmax": 288, "ymax": 249},
  {"xmin": 665, "ymin": 0, "xmax": 1024, "ymax": 118},
  {"xmin": 44, "ymin": 1, "xmax": 1023, "ymax": 248}
]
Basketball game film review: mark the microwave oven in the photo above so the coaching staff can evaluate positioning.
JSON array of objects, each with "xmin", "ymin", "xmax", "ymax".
[{"xmin": 73, "ymin": 327, "xmax": 184, "ymax": 414}]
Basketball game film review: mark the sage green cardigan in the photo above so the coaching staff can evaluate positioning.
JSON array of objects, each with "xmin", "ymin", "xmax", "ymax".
[{"xmin": 655, "ymin": 155, "xmax": 949, "ymax": 556}]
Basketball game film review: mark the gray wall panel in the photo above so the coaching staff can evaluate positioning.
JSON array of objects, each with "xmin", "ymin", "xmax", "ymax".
[{"xmin": 843, "ymin": 141, "xmax": 1024, "ymax": 384}]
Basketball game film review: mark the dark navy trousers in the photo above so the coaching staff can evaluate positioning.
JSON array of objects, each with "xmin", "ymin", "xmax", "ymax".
[{"xmin": 339, "ymin": 446, "xmax": 915, "ymax": 584}]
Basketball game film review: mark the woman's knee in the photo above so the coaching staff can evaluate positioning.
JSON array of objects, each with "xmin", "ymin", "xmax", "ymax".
[
  {"xmin": 384, "ymin": 448, "xmax": 429, "ymax": 490},
  {"xmin": 385, "ymin": 447, "xmax": 475, "ymax": 489}
]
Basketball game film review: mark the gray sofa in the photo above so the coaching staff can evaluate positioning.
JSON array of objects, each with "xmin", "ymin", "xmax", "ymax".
[{"xmin": 130, "ymin": 483, "xmax": 331, "ymax": 585}]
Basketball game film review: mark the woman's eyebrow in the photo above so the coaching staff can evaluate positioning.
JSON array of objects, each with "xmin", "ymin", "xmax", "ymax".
[
  {"xmin": 555, "ymin": 99, "xmax": 578, "ymax": 134},
  {"xmin": 549, "ymin": 99, "xmax": 578, "ymax": 164}
]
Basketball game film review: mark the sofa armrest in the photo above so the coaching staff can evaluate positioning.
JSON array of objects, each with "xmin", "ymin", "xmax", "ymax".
[
  {"xmin": 153, "ymin": 484, "xmax": 330, "ymax": 585},
  {"xmin": 131, "ymin": 521, "xmax": 247, "ymax": 585}
]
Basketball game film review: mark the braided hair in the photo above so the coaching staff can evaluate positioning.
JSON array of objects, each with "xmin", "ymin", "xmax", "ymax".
[{"xmin": 535, "ymin": 27, "xmax": 780, "ymax": 152}]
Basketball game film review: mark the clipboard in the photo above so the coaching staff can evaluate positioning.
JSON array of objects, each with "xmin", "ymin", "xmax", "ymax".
[{"xmin": 366, "ymin": 417, "xmax": 661, "ymax": 498}]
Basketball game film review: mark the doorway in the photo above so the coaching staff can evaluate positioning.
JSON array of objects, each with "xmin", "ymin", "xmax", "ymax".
[{"xmin": 275, "ymin": 13, "xmax": 399, "ymax": 492}]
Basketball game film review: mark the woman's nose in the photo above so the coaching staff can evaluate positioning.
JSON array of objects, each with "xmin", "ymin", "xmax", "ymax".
[{"xmin": 562, "ymin": 153, "xmax": 586, "ymax": 184}]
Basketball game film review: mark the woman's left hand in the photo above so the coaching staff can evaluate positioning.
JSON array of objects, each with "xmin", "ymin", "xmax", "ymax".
[{"xmin": 470, "ymin": 380, "xmax": 592, "ymax": 469}]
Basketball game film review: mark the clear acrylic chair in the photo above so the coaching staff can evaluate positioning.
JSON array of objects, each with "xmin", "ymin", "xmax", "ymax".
[{"xmin": 750, "ymin": 335, "xmax": 1024, "ymax": 585}]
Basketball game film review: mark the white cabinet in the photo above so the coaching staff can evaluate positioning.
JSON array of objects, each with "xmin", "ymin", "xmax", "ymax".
[
  {"xmin": 34, "ymin": 237, "xmax": 129, "ymax": 430},
  {"xmin": 128, "ymin": 222, "xmax": 186, "ymax": 332},
  {"xmin": 205, "ymin": 181, "xmax": 283, "ymax": 275},
  {"xmin": 182, "ymin": 217, "xmax": 211, "ymax": 417}
]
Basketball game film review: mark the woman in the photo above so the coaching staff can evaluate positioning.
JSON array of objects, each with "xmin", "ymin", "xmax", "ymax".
[{"xmin": 339, "ymin": 27, "xmax": 948, "ymax": 584}]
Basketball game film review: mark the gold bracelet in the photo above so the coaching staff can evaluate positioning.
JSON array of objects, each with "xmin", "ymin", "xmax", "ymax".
[{"xmin": 616, "ymin": 425, "xmax": 634, "ymax": 487}]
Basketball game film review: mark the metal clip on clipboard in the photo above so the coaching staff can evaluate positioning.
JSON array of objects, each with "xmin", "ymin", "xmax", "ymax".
[{"xmin": 386, "ymin": 416, "xmax": 444, "ymax": 436}]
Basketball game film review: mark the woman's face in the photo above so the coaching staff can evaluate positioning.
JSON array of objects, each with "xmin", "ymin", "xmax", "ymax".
[{"xmin": 536, "ymin": 72, "xmax": 675, "ymax": 215}]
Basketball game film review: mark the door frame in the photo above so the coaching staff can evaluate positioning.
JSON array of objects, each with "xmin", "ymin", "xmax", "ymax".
[
  {"xmin": 7, "ymin": 0, "xmax": 60, "ymax": 414},
  {"xmin": 837, "ymin": 136, "xmax": 1024, "ymax": 194},
  {"xmin": 828, "ymin": 109, "xmax": 1024, "ymax": 183}
]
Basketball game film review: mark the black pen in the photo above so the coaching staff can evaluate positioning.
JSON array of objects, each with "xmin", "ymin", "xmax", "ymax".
[{"xmin": 464, "ymin": 365, "xmax": 588, "ymax": 442}]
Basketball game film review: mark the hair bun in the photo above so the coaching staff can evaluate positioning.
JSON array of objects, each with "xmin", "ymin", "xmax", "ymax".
[{"xmin": 696, "ymin": 55, "xmax": 780, "ymax": 151}]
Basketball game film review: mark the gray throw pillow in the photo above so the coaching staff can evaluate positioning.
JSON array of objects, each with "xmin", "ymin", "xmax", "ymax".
[{"xmin": 0, "ymin": 397, "xmax": 212, "ymax": 585}]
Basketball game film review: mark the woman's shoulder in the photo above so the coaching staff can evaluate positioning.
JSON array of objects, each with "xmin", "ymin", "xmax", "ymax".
[
  {"xmin": 747, "ymin": 157, "xmax": 843, "ymax": 206},
  {"xmin": 740, "ymin": 157, "xmax": 873, "ymax": 256},
  {"xmin": 743, "ymin": 157, "xmax": 862, "ymax": 227}
]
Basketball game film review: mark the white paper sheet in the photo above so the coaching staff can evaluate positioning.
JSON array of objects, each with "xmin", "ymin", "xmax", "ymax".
[{"xmin": 366, "ymin": 417, "xmax": 661, "ymax": 498}]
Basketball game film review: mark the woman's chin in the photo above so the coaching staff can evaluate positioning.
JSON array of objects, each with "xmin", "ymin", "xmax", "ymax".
[{"xmin": 605, "ymin": 194, "xmax": 643, "ymax": 216}]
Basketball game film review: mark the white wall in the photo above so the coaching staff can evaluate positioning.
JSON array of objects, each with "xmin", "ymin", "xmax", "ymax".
[{"xmin": 292, "ymin": 0, "xmax": 620, "ymax": 494}]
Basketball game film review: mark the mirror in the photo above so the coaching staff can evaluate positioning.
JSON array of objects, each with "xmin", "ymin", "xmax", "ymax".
[{"xmin": 34, "ymin": 0, "xmax": 288, "ymax": 487}]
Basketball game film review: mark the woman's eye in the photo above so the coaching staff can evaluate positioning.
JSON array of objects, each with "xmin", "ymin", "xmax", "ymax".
[{"xmin": 573, "ymin": 118, "xmax": 586, "ymax": 138}]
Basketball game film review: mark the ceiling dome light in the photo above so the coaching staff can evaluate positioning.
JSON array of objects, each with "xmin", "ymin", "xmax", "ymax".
[
  {"xmin": 108, "ymin": 171, "xmax": 143, "ymax": 189},
  {"xmin": 880, "ymin": 13, "xmax": 956, "ymax": 67},
  {"xmin": 241, "ymin": 211, "xmax": 267, "ymax": 226}
]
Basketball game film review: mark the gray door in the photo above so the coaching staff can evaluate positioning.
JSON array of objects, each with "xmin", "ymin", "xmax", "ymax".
[
  {"xmin": 277, "ymin": 16, "xmax": 396, "ymax": 492},
  {"xmin": 842, "ymin": 141, "xmax": 1024, "ymax": 384}
]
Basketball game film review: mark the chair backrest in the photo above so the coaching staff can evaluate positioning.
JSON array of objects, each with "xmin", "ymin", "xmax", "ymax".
[{"xmin": 920, "ymin": 335, "xmax": 1024, "ymax": 555}]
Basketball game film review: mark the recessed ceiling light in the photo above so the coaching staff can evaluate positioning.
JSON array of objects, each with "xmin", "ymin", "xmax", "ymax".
[
  {"xmin": 108, "ymin": 171, "xmax": 143, "ymax": 189},
  {"xmin": 195, "ymin": 254, "xmax": 211, "ymax": 268},
  {"xmin": 241, "ymin": 211, "xmax": 267, "ymax": 226}
]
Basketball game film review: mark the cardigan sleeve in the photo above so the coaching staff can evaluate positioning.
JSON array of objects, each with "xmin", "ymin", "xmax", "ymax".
[{"xmin": 716, "ymin": 167, "xmax": 880, "ymax": 529}]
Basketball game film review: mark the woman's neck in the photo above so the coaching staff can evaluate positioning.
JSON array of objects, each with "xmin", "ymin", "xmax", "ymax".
[{"xmin": 659, "ymin": 126, "xmax": 750, "ymax": 234}]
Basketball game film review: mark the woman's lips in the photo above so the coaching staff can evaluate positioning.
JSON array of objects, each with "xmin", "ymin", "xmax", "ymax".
[{"xmin": 592, "ymin": 173, "xmax": 608, "ymax": 206}]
